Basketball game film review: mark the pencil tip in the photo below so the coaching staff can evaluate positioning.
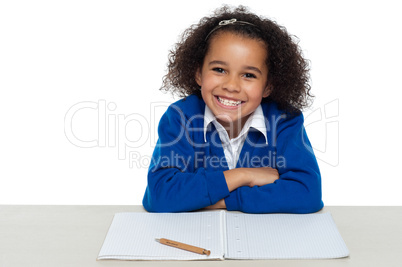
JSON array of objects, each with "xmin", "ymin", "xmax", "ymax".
[{"xmin": 155, "ymin": 238, "xmax": 160, "ymax": 242}]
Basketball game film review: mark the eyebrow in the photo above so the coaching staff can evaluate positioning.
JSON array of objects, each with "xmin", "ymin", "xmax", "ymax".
[{"xmin": 208, "ymin": 60, "xmax": 263, "ymax": 75}]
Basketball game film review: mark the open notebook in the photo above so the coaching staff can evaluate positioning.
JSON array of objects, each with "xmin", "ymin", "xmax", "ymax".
[{"xmin": 97, "ymin": 211, "xmax": 349, "ymax": 260}]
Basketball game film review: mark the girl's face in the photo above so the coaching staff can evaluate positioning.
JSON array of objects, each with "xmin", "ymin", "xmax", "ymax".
[{"xmin": 196, "ymin": 32, "xmax": 270, "ymax": 136}]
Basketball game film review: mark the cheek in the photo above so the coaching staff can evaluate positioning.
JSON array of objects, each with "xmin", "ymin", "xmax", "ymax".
[
  {"xmin": 200, "ymin": 84, "xmax": 213, "ymax": 103},
  {"xmin": 200, "ymin": 75, "xmax": 218, "ymax": 91},
  {"xmin": 245, "ymin": 86, "xmax": 266, "ymax": 101}
]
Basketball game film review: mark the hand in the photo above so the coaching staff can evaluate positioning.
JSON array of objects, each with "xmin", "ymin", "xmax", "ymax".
[
  {"xmin": 245, "ymin": 167, "xmax": 279, "ymax": 187},
  {"xmin": 224, "ymin": 167, "xmax": 279, "ymax": 192},
  {"xmin": 204, "ymin": 199, "xmax": 226, "ymax": 210}
]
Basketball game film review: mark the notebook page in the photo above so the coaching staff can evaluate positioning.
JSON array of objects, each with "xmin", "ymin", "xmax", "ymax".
[
  {"xmin": 225, "ymin": 212, "xmax": 349, "ymax": 259},
  {"xmin": 97, "ymin": 211, "xmax": 224, "ymax": 260}
]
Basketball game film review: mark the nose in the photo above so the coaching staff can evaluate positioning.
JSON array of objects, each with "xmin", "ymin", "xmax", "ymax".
[{"xmin": 223, "ymin": 74, "xmax": 240, "ymax": 93}]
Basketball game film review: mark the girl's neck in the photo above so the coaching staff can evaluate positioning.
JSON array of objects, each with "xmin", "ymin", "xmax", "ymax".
[{"xmin": 217, "ymin": 116, "xmax": 249, "ymax": 140}]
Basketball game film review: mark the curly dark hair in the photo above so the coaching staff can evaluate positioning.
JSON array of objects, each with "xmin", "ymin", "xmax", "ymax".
[{"xmin": 161, "ymin": 5, "xmax": 313, "ymax": 113}]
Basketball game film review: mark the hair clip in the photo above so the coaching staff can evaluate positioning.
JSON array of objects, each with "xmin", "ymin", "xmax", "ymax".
[
  {"xmin": 205, "ymin": 18, "xmax": 258, "ymax": 41},
  {"xmin": 219, "ymin": 18, "xmax": 237, "ymax": 25}
]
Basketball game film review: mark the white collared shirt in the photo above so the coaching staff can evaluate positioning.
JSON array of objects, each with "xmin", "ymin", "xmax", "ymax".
[{"xmin": 204, "ymin": 105, "xmax": 268, "ymax": 170}]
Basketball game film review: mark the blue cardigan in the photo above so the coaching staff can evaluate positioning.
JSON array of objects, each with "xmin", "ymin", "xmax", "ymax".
[{"xmin": 143, "ymin": 95, "xmax": 323, "ymax": 213}]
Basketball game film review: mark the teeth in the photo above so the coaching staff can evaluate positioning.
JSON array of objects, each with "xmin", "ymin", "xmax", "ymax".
[{"xmin": 218, "ymin": 97, "xmax": 242, "ymax": 106}]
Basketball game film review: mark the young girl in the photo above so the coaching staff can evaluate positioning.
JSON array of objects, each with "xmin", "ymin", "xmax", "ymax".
[{"xmin": 142, "ymin": 5, "xmax": 323, "ymax": 213}]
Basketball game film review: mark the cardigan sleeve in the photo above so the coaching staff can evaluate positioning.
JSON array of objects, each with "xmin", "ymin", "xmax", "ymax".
[
  {"xmin": 224, "ymin": 112, "xmax": 324, "ymax": 213},
  {"xmin": 142, "ymin": 105, "xmax": 230, "ymax": 212}
]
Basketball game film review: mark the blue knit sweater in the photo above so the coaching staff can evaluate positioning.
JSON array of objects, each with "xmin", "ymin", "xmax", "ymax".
[{"xmin": 143, "ymin": 95, "xmax": 323, "ymax": 213}]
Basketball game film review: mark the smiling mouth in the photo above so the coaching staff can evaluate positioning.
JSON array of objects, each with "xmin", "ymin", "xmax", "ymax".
[{"xmin": 216, "ymin": 96, "xmax": 243, "ymax": 107}]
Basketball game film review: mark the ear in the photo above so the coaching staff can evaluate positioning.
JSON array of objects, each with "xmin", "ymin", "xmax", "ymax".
[
  {"xmin": 262, "ymin": 84, "xmax": 272, "ymax": 98},
  {"xmin": 195, "ymin": 68, "xmax": 202, "ymax": 87}
]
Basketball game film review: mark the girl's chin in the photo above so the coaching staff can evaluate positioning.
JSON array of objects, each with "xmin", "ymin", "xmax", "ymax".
[{"xmin": 216, "ymin": 117, "xmax": 242, "ymax": 127}]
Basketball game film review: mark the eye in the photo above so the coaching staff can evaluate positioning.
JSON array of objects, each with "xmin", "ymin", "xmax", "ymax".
[
  {"xmin": 212, "ymin": 68, "xmax": 225, "ymax": 73},
  {"xmin": 244, "ymin": 73, "xmax": 257, "ymax": 79}
]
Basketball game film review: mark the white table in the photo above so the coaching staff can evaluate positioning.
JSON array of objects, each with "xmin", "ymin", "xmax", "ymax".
[{"xmin": 1, "ymin": 205, "xmax": 401, "ymax": 266}]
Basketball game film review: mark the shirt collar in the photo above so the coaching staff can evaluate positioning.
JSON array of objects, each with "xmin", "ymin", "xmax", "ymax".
[{"xmin": 203, "ymin": 105, "xmax": 268, "ymax": 144}]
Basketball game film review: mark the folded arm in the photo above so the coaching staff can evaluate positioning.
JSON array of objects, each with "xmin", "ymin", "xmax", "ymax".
[
  {"xmin": 209, "ymin": 112, "xmax": 323, "ymax": 213},
  {"xmin": 143, "ymin": 105, "xmax": 230, "ymax": 212}
]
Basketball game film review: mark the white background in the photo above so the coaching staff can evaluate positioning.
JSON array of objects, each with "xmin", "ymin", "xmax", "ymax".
[{"xmin": 1, "ymin": 0, "xmax": 401, "ymax": 205}]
